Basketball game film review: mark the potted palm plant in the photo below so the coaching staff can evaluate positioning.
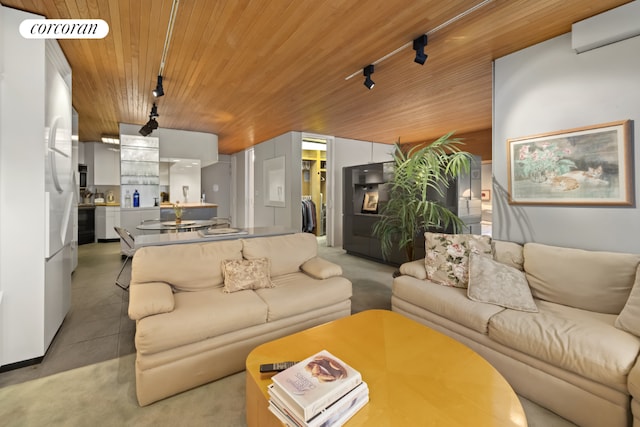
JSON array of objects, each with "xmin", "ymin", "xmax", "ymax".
[{"xmin": 372, "ymin": 131, "xmax": 472, "ymax": 262}]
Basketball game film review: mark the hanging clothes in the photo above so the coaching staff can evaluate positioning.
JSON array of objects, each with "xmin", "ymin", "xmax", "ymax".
[{"xmin": 301, "ymin": 199, "xmax": 316, "ymax": 233}]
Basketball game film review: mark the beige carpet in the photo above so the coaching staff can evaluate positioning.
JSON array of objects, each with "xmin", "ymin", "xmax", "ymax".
[
  {"xmin": 0, "ymin": 354, "xmax": 245, "ymax": 427},
  {"xmin": 0, "ymin": 351, "xmax": 576, "ymax": 427}
]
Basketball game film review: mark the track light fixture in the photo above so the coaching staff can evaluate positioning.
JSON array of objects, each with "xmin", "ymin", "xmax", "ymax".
[
  {"xmin": 413, "ymin": 34, "xmax": 428, "ymax": 65},
  {"xmin": 150, "ymin": 102, "xmax": 159, "ymax": 118},
  {"xmin": 363, "ymin": 64, "xmax": 375, "ymax": 90},
  {"xmin": 153, "ymin": 75, "xmax": 164, "ymax": 97},
  {"xmin": 139, "ymin": 103, "xmax": 160, "ymax": 136}
]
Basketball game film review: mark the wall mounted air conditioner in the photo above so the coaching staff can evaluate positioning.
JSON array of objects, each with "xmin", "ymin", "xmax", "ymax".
[{"xmin": 572, "ymin": 1, "xmax": 640, "ymax": 53}]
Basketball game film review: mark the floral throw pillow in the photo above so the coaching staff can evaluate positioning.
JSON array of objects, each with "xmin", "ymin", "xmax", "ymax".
[
  {"xmin": 424, "ymin": 232, "xmax": 492, "ymax": 288},
  {"xmin": 221, "ymin": 258, "xmax": 275, "ymax": 293},
  {"xmin": 467, "ymin": 253, "xmax": 538, "ymax": 312}
]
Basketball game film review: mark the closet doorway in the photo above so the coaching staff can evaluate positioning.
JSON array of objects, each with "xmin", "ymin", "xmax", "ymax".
[{"xmin": 301, "ymin": 136, "xmax": 327, "ymax": 237}]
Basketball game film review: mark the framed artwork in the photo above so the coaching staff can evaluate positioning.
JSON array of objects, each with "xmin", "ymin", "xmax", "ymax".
[
  {"xmin": 362, "ymin": 191, "xmax": 379, "ymax": 213},
  {"xmin": 507, "ymin": 120, "xmax": 633, "ymax": 206},
  {"xmin": 481, "ymin": 189, "xmax": 491, "ymax": 201},
  {"xmin": 264, "ymin": 156, "xmax": 286, "ymax": 207}
]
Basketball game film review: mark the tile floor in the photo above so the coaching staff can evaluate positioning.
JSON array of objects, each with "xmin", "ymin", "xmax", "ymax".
[{"xmin": 0, "ymin": 241, "xmax": 134, "ymax": 387}]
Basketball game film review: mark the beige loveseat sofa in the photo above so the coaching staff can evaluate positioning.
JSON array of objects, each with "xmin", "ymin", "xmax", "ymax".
[
  {"xmin": 392, "ymin": 233, "xmax": 640, "ymax": 427},
  {"xmin": 128, "ymin": 232, "xmax": 352, "ymax": 406}
]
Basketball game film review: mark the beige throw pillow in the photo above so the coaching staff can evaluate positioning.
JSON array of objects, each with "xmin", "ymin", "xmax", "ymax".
[
  {"xmin": 425, "ymin": 232, "xmax": 492, "ymax": 288},
  {"xmin": 221, "ymin": 258, "xmax": 274, "ymax": 293},
  {"xmin": 467, "ymin": 253, "xmax": 538, "ymax": 312},
  {"xmin": 615, "ymin": 266, "xmax": 640, "ymax": 336}
]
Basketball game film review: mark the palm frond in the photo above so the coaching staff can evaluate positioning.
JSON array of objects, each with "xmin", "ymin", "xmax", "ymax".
[{"xmin": 373, "ymin": 132, "xmax": 472, "ymax": 261}]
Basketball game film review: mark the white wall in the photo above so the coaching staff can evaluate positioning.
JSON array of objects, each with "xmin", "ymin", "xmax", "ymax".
[
  {"xmin": 250, "ymin": 132, "xmax": 302, "ymax": 230},
  {"xmin": 119, "ymin": 123, "xmax": 218, "ymax": 166},
  {"xmin": 493, "ymin": 32, "xmax": 640, "ymax": 252},
  {"xmin": 169, "ymin": 160, "xmax": 201, "ymax": 204},
  {"xmin": 1, "ymin": 7, "xmax": 46, "ymax": 365},
  {"xmin": 202, "ymin": 154, "xmax": 232, "ymax": 219}
]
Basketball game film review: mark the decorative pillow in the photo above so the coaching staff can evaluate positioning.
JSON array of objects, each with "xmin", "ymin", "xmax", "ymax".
[
  {"xmin": 221, "ymin": 258, "xmax": 274, "ymax": 293},
  {"xmin": 492, "ymin": 240, "xmax": 524, "ymax": 271},
  {"xmin": 615, "ymin": 266, "xmax": 640, "ymax": 336},
  {"xmin": 424, "ymin": 232, "xmax": 492, "ymax": 288},
  {"xmin": 467, "ymin": 253, "xmax": 538, "ymax": 312}
]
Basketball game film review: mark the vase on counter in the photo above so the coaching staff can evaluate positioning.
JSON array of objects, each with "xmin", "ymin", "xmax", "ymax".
[{"xmin": 174, "ymin": 201, "xmax": 184, "ymax": 224}]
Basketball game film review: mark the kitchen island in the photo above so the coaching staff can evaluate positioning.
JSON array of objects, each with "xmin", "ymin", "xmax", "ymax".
[
  {"xmin": 159, "ymin": 202, "xmax": 218, "ymax": 221},
  {"xmin": 133, "ymin": 225, "xmax": 296, "ymax": 249}
]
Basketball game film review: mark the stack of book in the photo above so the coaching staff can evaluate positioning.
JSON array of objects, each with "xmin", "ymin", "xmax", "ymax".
[{"xmin": 268, "ymin": 349, "xmax": 369, "ymax": 427}]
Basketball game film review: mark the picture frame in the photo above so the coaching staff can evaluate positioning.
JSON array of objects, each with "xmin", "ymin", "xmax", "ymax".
[
  {"xmin": 362, "ymin": 191, "xmax": 379, "ymax": 213},
  {"xmin": 481, "ymin": 189, "xmax": 491, "ymax": 201},
  {"xmin": 507, "ymin": 120, "xmax": 633, "ymax": 206},
  {"xmin": 264, "ymin": 156, "xmax": 286, "ymax": 207}
]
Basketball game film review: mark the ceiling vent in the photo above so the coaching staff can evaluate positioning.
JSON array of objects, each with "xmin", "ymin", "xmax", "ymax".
[{"xmin": 572, "ymin": 1, "xmax": 640, "ymax": 53}]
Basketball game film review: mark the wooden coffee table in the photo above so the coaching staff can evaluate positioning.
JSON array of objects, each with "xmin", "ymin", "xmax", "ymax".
[{"xmin": 246, "ymin": 309, "xmax": 526, "ymax": 426}]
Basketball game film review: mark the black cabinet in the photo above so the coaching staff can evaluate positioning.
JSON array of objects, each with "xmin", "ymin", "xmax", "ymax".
[
  {"xmin": 78, "ymin": 206, "xmax": 95, "ymax": 245},
  {"xmin": 342, "ymin": 156, "xmax": 482, "ymax": 266},
  {"xmin": 342, "ymin": 162, "xmax": 408, "ymax": 266}
]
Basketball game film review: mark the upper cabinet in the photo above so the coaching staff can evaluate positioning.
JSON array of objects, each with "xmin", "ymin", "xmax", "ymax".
[{"xmin": 85, "ymin": 142, "xmax": 120, "ymax": 186}]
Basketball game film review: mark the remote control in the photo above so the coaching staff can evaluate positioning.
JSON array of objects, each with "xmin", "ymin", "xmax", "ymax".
[{"xmin": 259, "ymin": 361, "xmax": 297, "ymax": 373}]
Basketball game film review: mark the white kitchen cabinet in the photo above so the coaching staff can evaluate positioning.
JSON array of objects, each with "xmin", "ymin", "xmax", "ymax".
[
  {"xmin": 88, "ymin": 142, "xmax": 120, "ymax": 186},
  {"xmin": 95, "ymin": 206, "xmax": 121, "ymax": 241},
  {"xmin": 120, "ymin": 207, "xmax": 160, "ymax": 237}
]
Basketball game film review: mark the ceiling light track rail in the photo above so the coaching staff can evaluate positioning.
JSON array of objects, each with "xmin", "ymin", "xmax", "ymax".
[
  {"xmin": 344, "ymin": 0, "xmax": 493, "ymax": 81},
  {"xmin": 159, "ymin": 0, "xmax": 180, "ymax": 77}
]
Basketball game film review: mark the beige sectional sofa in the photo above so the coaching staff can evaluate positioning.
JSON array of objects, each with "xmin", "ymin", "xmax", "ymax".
[
  {"xmin": 128, "ymin": 232, "xmax": 352, "ymax": 406},
  {"xmin": 392, "ymin": 233, "xmax": 640, "ymax": 427}
]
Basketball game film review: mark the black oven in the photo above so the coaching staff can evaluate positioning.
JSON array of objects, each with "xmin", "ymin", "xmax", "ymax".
[{"xmin": 78, "ymin": 164, "xmax": 87, "ymax": 188}]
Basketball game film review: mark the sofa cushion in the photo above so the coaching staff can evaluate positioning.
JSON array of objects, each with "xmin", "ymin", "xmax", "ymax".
[
  {"xmin": 128, "ymin": 282, "xmax": 175, "ymax": 320},
  {"xmin": 300, "ymin": 257, "xmax": 343, "ymax": 279},
  {"xmin": 615, "ymin": 265, "xmax": 640, "ymax": 336},
  {"xmin": 488, "ymin": 300, "xmax": 640, "ymax": 387},
  {"xmin": 424, "ymin": 232, "xmax": 492, "ymax": 288},
  {"xmin": 492, "ymin": 240, "xmax": 524, "ymax": 271},
  {"xmin": 399, "ymin": 259, "xmax": 428, "ymax": 280},
  {"xmin": 242, "ymin": 233, "xmax": 317, "ymax": 277},
  {"xmin": 467, "ymin": 253, "xmax": 538, "ymax": 313},
  {"xmin": 523, "ymin": 243, "xmax": 640, "ymax": 314},
  {"xmin": 629, "ymin": 359, "xmax": 640, "ymax": 400},
  {"xmin": 135, "ymin": 287, "xmax": 268, "ymax": 355},
  {"xmin": 392, "ymin": 275, "xmax": 504, "ymax": 334},
  {"xmin": 255, "ymin": 272, "xmax": 352, "ymax": 322},
  {"xmin": 221, "ymin": 257, "xmax": 274, "ymax": 293},
  {"xmin": 132, "ymin": 240, "xmax": 244, "ymax": 291}
]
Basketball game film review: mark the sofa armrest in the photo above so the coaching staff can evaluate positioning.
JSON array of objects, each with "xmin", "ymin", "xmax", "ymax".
[
  {"xmin": 128, "ymin": 281, "xmax": 175, "ymax": 321},
  {"xmin": 301, "ymin": 256, "xmax": 343, "ymax": 279},
  {"xmin": 399, "ymin": 258, "xmax": 428, "ymax": 280}
]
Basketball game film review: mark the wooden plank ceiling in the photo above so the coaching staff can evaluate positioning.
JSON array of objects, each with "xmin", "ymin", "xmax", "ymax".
[{"xmin": 0, "ymin": 0, "xmax": 631, "ymax": 154}]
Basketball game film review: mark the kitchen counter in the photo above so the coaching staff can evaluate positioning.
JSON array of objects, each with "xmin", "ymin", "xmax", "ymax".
[
  {"xmin": 160, "ymin": 202, "xmax": 218, "ymax": 208},
  {"xmin": 160, "ymin": 203, "xmax": 218, "ymax": 221},
  {"xmin": 94, "ymin": 202, "xmax": 121, "ymax": 207}
]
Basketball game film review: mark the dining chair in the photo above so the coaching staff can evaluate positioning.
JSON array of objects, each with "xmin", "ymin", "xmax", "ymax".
[{"xmin": 113, "ymin": 226, "xmax": 136, "ymax": 291}]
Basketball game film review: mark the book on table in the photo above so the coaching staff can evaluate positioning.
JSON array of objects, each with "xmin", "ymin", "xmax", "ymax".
[
  {"xmin": 269, "ymin": 380, "xmax": 369, "ymax": 427},
  {"xmin": 267, "ymin": 349, "xmax": 367, "ymax": 425}
]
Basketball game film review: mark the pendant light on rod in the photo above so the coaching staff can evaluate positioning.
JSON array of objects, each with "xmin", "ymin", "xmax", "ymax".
[{"xmin": 152, "ymin": 0, "xmax": 180, "ymax": 97}]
